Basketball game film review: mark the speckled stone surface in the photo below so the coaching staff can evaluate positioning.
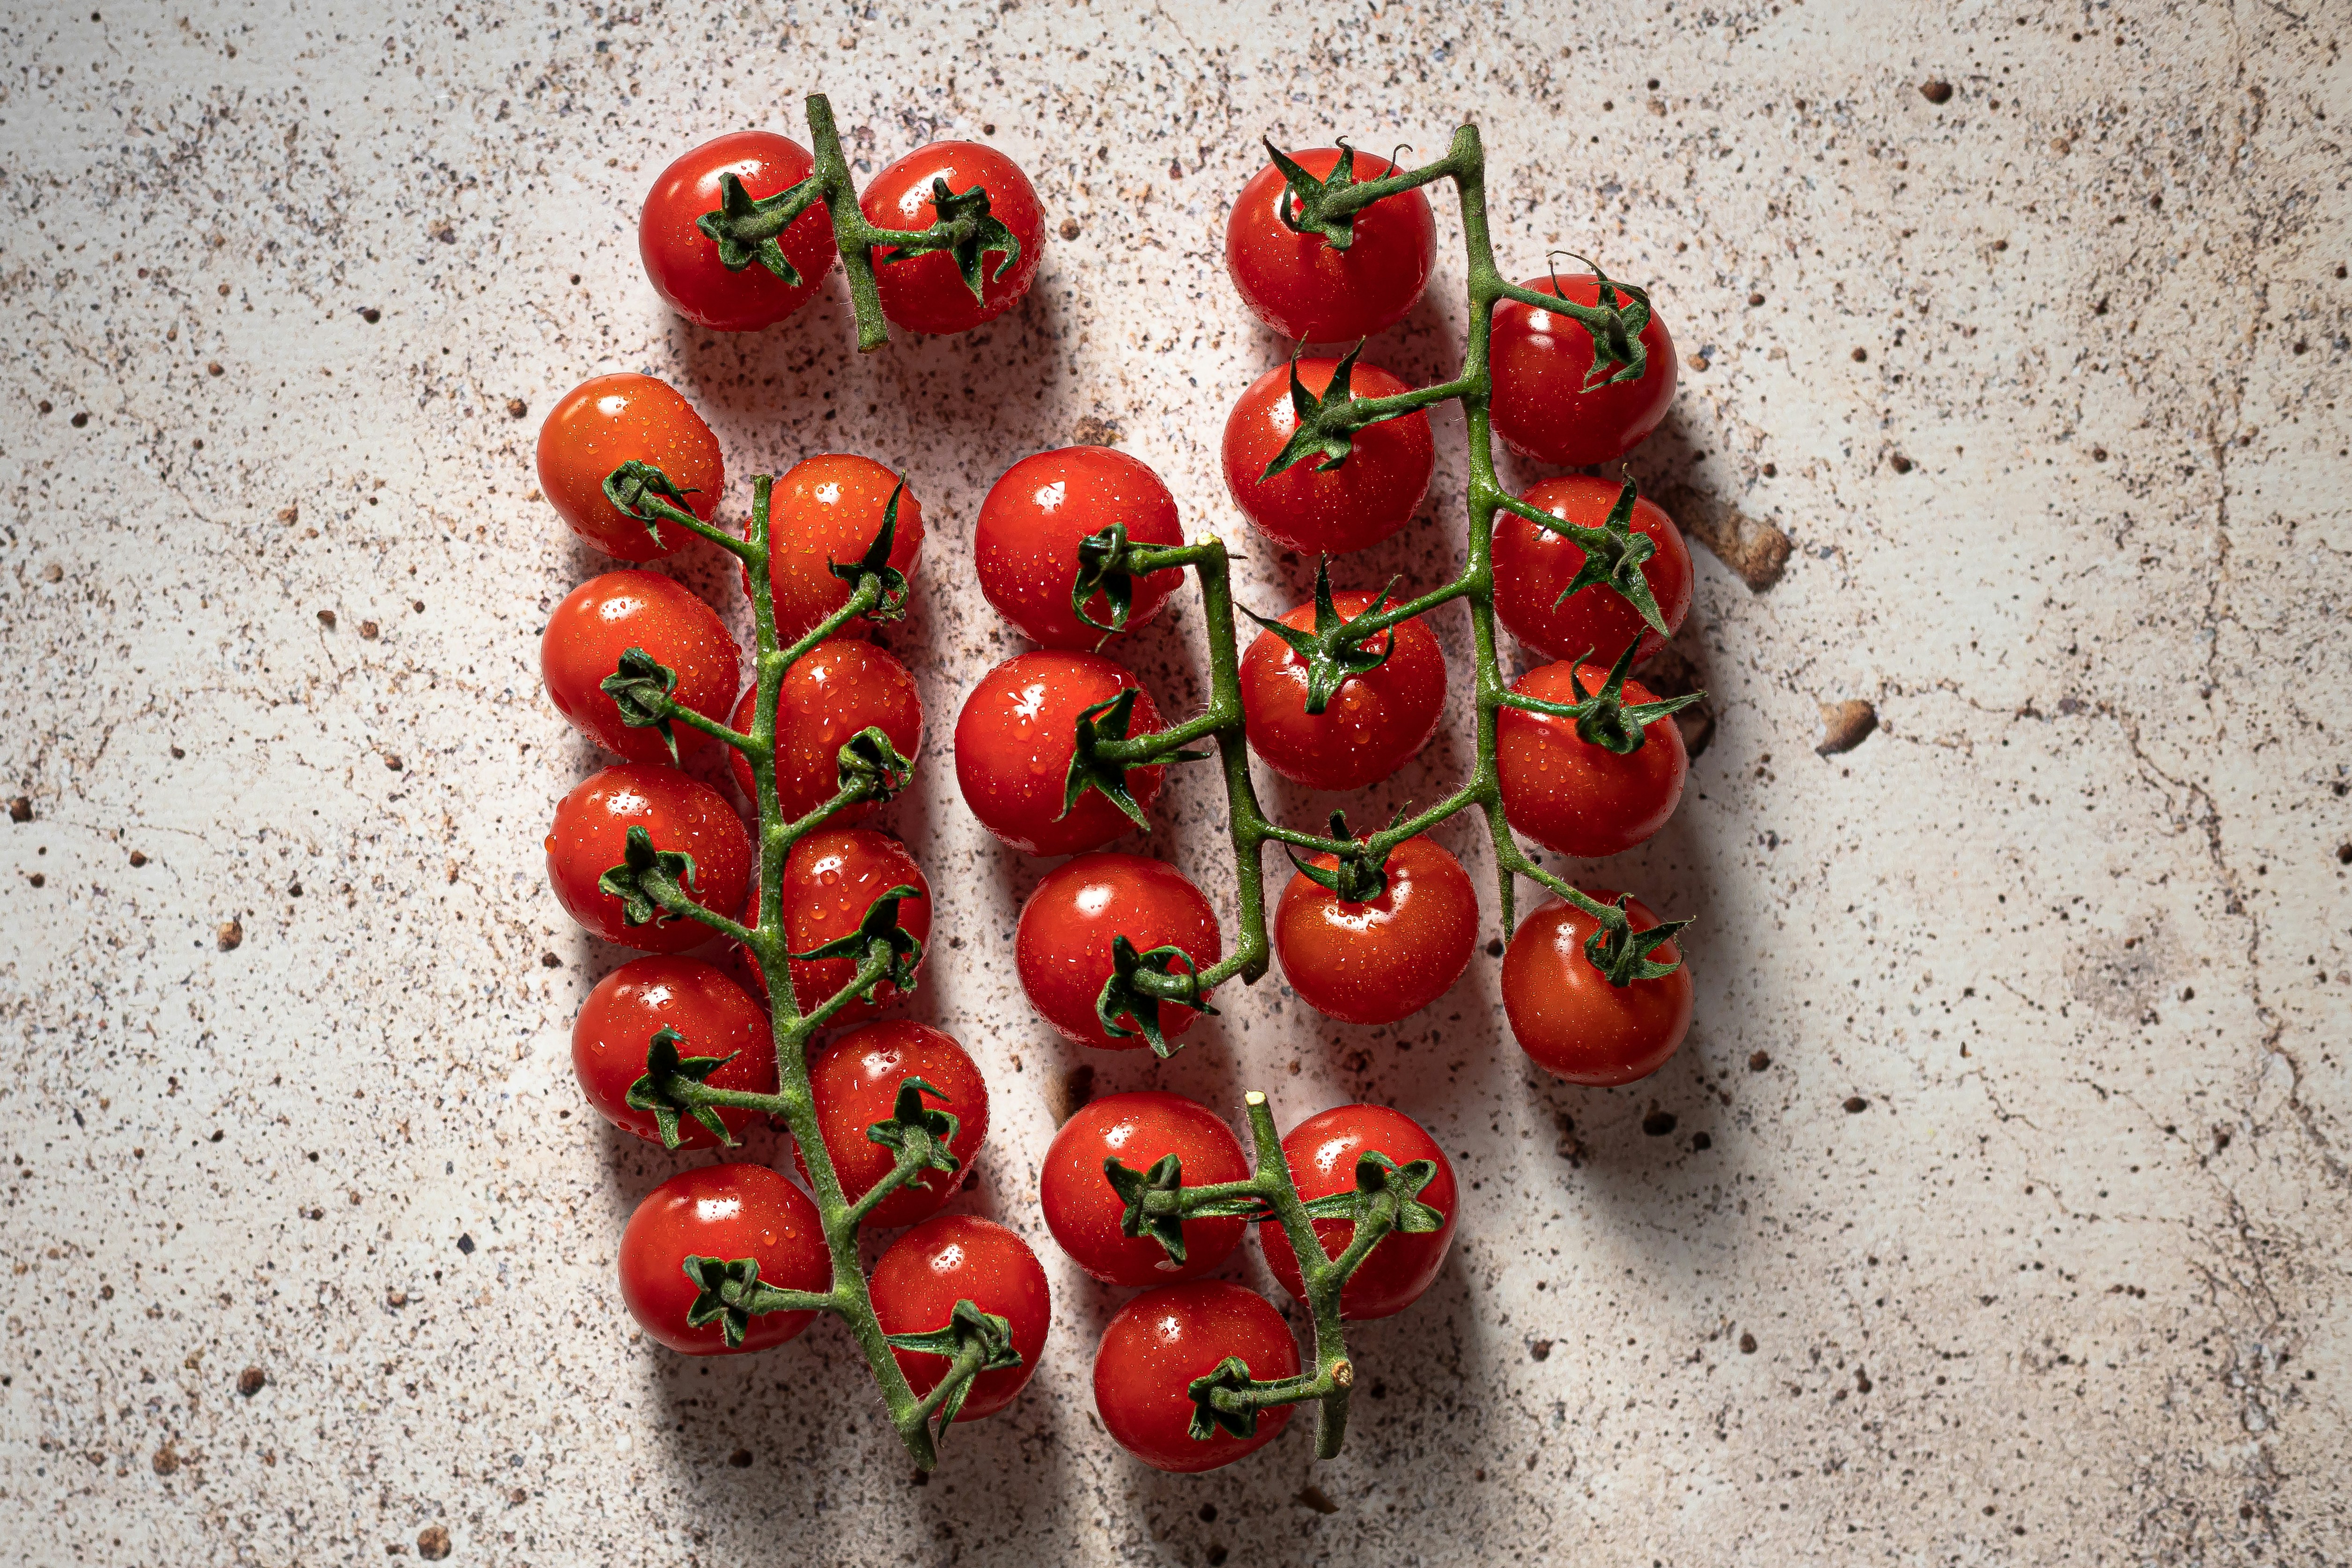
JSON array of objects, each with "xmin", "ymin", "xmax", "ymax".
[{"xmin": 5, "ymin": 3, "xmax": 2349, "ymax": 1563}]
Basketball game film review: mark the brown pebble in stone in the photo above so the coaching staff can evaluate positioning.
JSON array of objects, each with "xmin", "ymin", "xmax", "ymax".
[
  {"xmin": 1072, "ymin": 414, "xmax": 1122, "ymax": 446},
  {"xmin": 1530, "ymin": 1339, "xmax": 1554, "ymax": 1361},
  {"xmin": 129, "ymin": 850, "xmax": 148, "ymax": 867},
  {"xmin": 1817, "ymin": 699, "xmax": 1879, "ymax": 755},
  {"xmin": 384, "ymin": 756, "xmax": 404, "ymax": 772},
  {"xmin": 1298, "ymin": 1484, "xmax": 1340, "ymax": 1514},
  {"xmin": 539, "ymin": 952, "xmax": 561, "ymax": 969},
  {"xmin": 151, "ymin": 1443, "xmax": 181, "ymax": 1476},
  {"xmin": 506, "ymin": 398, "xmax": 527, "ymax": 419},
  {"xmin": 1740, "ymin": 1331, "xmax": 1758, "ymax": 1353},
  {"xmin": 1889, "ymin": 453, "xmax": 1913, "ymax": 473},
  {"xmin": 1921, "ymin": 80, "xmax": 1954, "ymax": 103},
  {"xmin": 7, "ymin": 797, "xmax": 29, "ymax": 823},
  {"xmin": 417, "ymin": 1524, "xmax": 451, "ymax": 1561},
  {"xmin": 360, "ymin": 306, "xmax": 382, "ymax": 323},
  {"xmin": 237, "ymin": 1365, "xmax": 265, "ymax": 1396},
  {"xmin": 360, "ymin": 621, "xmax": 380, "ymax": 640},
  {"xmin": 1844, "ymin": 1096, "xmax": 1870, "ymax": 1113},
  {"xmin": 1646, "ymin": 479, "xmax": 1792, "ymax": 591},
  {"xmin": 317, "ymin": 610, "xmax": 336, "ymax": 628},
  {"xmin": 1749, "ymin": 1050, "xmax": 1772, "ymax": 1071},
  {"xmin": 1747, "ymin": 291, "xmax": 1765, "ymax": 306},
  {"xmin": 1059, "ymin": 218, "xmax": 1082, "ymax": 240},
  {"xmin": 217, "ymin": 920, "xmax": 243, "ymax": 951},
  {"xmin": 727, "ymin": 1448, "xmax": 752, "ymax": 1468}
]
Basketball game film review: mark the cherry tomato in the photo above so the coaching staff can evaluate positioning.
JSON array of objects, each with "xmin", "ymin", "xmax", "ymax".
[
  {"xmin": 618, "ymin": 1163, "xmax": 830, "ymax": 1355},
  {"xmin": 799, "ymin": 1021, "xmax": 987, "ymax": 1230},
  {"xmin": 860, "ymin": 142, "xmax": 1046, "ymax": 335},
  {"xmin": 1492, "ymin": 476, "xmax": 1694, "ymax": 667},
  {"xmin": 1497, "ymin": 660, "xmax": 1688, "ymax": 859},
  {"xmin": 1220, "ymin": 357, "xmax": 1434, "ymax": 555},
  {"xmin": 744, "ymin": 827, "xmax": 932, "ymax": 1023},
  {"xmin": 1093, "ymin": 1281, "xmax": 1300, "ymax": 1473},
  {"xmin": 1490, "ymin": 273, "xmax": 1678, "ymax": 466},
  {"xmin": 976, "ymin": 448, "xmax": 1187, "ymax": 648},
  {"xmin": 1016, "ymin": 854, "xmax": 1222, "ymax": 1051},
  {"xmin": 1274, "ymin": 836, "xmax": 1478, "ymax": 1027},
  {"xmin": 1259, "ymin": 1103, "xmax": 1457, "ymax": 1321},
  {"xmin": 1224, "ymin": 148, "xmax": 1436, "ymax": 343},
  {"xmin": 870, "ymin": 1215, "xmax": 1051, "ymax": 1421},
  {"xmin": 1503, "ymin": 891, "xmax": 1692, "ymax": 1085},
  {"xmin": 727, "ymin": 638, "xmax": 922, "ymax": 828},
  {"xmin": 753, "ymin": 454, "xmax": 926, "ymax": 646},
  {"xmin": 639, "ymin": 132, "xmax": 836, "ymax": 332},
  {"xmin": 572, "ymin": 956, "xmax": 777, "ymax": 1148},
  {"xmin": 1239, "ymin": 590, "xmax": 1445, "ymax": 790},
  {"xmin": 541, "ymin": 571, "xmax": 741, "ymax": 766},
  {"xmin": 954, "ymin": 652, "xmax": 1169, "ymax": 857},
  {"xmin": 1041, "ymin": 1092, "xmax": 1251, "ymax": 1286},
  {"xmin": 538, "ymin": 374, "xmax": 723, "ymax": 562},
  {"xmin": 546, "ymin": 764, "xmax": 752, "ymax": 951}
]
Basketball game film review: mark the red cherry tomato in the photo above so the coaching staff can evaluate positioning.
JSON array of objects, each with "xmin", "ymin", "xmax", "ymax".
[
  {"xmin": 538, "ymin": 374, "xmax": 723, "ymax": 562},
  {"xmin": 1497, "ymin": 660, "xmax": 1688, "ymax": 858},
  {"xmin": 1492, "ymin": 476, "xmax": 1694, "ymax": 668},
  {"xmin": 753, "ymin": 454, "xmax": 926, "ymax": 646},
  {"xmin": 639, "ymin": 132, "xmax": 836, "ymax": 332},
  {"xmin": 541, "ymin": 571, "xmax": 741, "ymax": 766},
  {"xmin": 860, "ymin": 142, "xmax": 1046, "ymax": 335},
  {"xmin": 1093, "ymin": 1281, "xmax": 1300, "ymax": 1473},
  {"xmin": 727, "ymin": 638, "xmax": 923, "ymax": 828},
  {"xmin": 572, "ymin": 956, "xmax": 777, "ymax": 1148},
  {"xmin": 1503, "ymin": 891, "xmax": 1692, "ymax": 1085},
  {"xmin": 870, "ymin": 1215, "xmax": 1051, "ymax": 1421},
  {"xmin": 1220, "ymin": 357, "xmax": 1435, "ymax": 555},
  {"xmin": 976, "ymin": 448, "xmax": 1187, "ymax": 648},
  {"xmin": 1239, "ymin": 590, "xmax": 1445, "ymax": 790},
  {"xmin": 1490, "ymin": 273, "xmax": 1678, "ymax": 467},
  {"xmin": 1015, "ymin": 854, "xmax": 1222, "ymax": 1051},
  {"xmin": 954, "ymin": 652, "xmax": 1169, "ymax": 857},
  {"xmin": 744, "ymin": 827, "xmax": 932, "ymax": 1023},
  {"xmin": 799, "ymin": 1021, "xmax": 988, "ymax": 1230},
  {"xmin": 618, "ymin": 1163, "xmax": 830, "ymax": 1355},
  {"xmin": 1224, "ymin": 148, "xmax": 1436, "ymax": 343},
  {"xmin": 546, "ymin": 764, "xmax": 752, "ymax": 951},
  {"xmin": 1041, "ymin": 1092, "xmax": 1251, "ymax": 1286},
  {"xmin": 1274, "ymin": 836, "xmax": 1478, "ymax": 1027},
  {"xmin": 1259, "ymin": 1103, "xmax": 1457, "ymax": 1321}
]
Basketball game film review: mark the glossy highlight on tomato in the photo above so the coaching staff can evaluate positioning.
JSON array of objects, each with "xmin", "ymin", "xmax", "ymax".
[
  {"xmin": 1502, "ymin": 891, "xmax": 1692, "ymax": 1085},
  {"xmin": 538, "ymin": 374, "xmax": 723, "ymax": 562},
  {"xmin": 1016, "ymin": 854, "xmax": 1221, "ymax": 1050},
  {"xmin": 572, "ymin": 956, "xmax": 777, "ymax": 1147},
  {"xmin": 976, "ymin": 447, "xmax": 1186, "ymax": 648},
  {"xmin": 618, "ymin": 1164, "xmax": 830, "ymax": 1355},
  {"xmin": 1493, "ymin": 477, "xmax": 1693, "ymax": 668},
  {"xmin": 1239, "ymin": 590, "xmax": 1445, "ymax": 790},
  {"xmin": 728, "ymin": 637, "xmax": 923, "ymax": 828},
  {"xmin": 1225, "ymin": 148, "xmax": 1436, "ymax": 343},
  {"xmin": 1274, "ymin": 836, "xmax": 1477, "ymax": 1027},
  {"xmin": 954, "ymin": 651, "xmax": 1169, "ymax": 857},
  {"xmin": 752, "ymin": 827, "xmax": 931, "ymax": 1022},
  {"xmin": 640, "ymin": 132, "xmax": 837, "ymax": 332},
  {"xmin": 1094, "ymin": 1281, "xmax": 1300, "ymax": 1473},
  {"xmin": 1497, "ymin": 660, "xmax": 1688, "ymax": 859},
  {"xmin": 542, "ymin": 570, "xmax": 740, "ymax": 765},
  {"xmin": 1490, "ymin": 272, "xmax": 1678, "ymax": 467},
  {"xmin": 755, "ymin": 453, "xmax": 925, "ymax": 645},
  {"xmin": 1221, "ymin": 356, "xmax": 1434, "ymax": 556},
  {"xmin": 1259, "ymin": 1104, "xmax": 1457, "ymax": 1321},
  {"xmin": 870, "ymin": 1215, "xmax": 1051, "ymax": 1421},
  {"xmin": 546, "ymin": 764, "xmax": 752, "ymax": 951},
  {"xmin": 800, "ymin": 1021, "xmax": 988, "ymax": 1230},
  {"xmin": 861, "ymin": 142, "xmax": 1046, "ymax": 335},
  {"xmin": 1042, "ymin": 1093, "xmax": 1251, "ymax": 1286}
]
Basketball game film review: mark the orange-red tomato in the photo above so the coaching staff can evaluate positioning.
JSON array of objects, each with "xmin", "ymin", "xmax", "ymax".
[
  {"xmin": 1502, "ymin": 891, "xmax": 1693, "ymax": 1085},
  {"xmin": 1497, "ymin": 660, "xmax": 1688, "ymax": 859},
  {"xmin": 727, "ymin": 638, "xmax": 922, "ymax": 828},
  {"xmin": 541, "ymin": 571, "xmax": 740, "ymax": 765},
  {"xmin": 753, "ymin": 454, "xmax": 925, "ymax": 645},
  {"xmin": 1239, "ymin": 591, "xmax": 1445, "ymax": 791},
  {"xmin": 976, "ymin": 447, "xmax": 1186, "ymax": 648},
  {"xmin": 1492, "ymin": 476, "xmax": 1693, "ymax": 668},
  {"xmin": 545, "ymin": 764, "xmax": 751, "ymax": 952},
  {"xmin": 1258, "ymin": 1104, "xmax": 1457, "ymax": 1321},
  {"xmin": 538, "ymin": 375, "xmax": 724, "ymax": 562},
  {"xmin": 570, "ymin": 957, "xmax": 777, "ymax": 1148},
  {"xmin": 1220, "ymin": 357, "xmax": 1434, "ymax": 555},
  {"xmin": 1274, "ymin": 836, "xmax": 1478, "ymax": 1026},
  {"xmin": 799, "ymin": 1021, "xmax": 988, "ymax": 1230},
  {"xmin": 1490, "ymin": 273, "xmax": 1677, "ymax": 466}
]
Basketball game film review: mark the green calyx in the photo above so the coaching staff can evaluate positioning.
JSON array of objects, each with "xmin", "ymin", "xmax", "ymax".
[
  {"xmin": 1243, "ymin": 558, "xmax": 1397, "ymax": 715},
  {"xmin": 1299, "ymin": 1149, "xmax": 1448, "ymax": 1236},
  {"xmin": 680, "ymin": 1255, "xmax": 809, "ymax": 1348},
  {"xmin": 1105, "ymin": 1153, "xmax": 1273, "ymax": 1264},
  {"xmin": 1264, "ymin": 138, "xmax": 1365, "ymax": 250},
  {"xmin": 601, "ymin": 646, "xmax": 683, "ymax": 764},
  {"xmin": 697, "ymin": 170, "xmax": 826, "ymax": 283},
  {"xmin": 601, "ymin": 460, "xmax": 704, "ymax": 550},
  {"xmin": 597, "ymin": 825, "xmax": 700, "ymax": 929},
  {"xmin": 788, "ymin": 883, "xmax": 925, "ymax": 1002},
  {"xmin": 1286, "ymin": 810, "xmax": 1393, "ymax": 905},
  {"xmin": 1095, "ymin": 935, "xmax": 1217, "ymax": 1057},
  {"xmin": 874, "ymin": 177, "xmax": 1021, "ymax": 303},
  {"xmin": 1187, "ymin": 1356, "xmax": 1274, "ymax": 1441},
  {"xmin": 825, "ymin": 479, "xmax": 913, "ymax": 623},
  {"xmin": 863, "ymin": 1076, "xmax": 962, "ymax": 1195},
  {"xmin": 1512, "ymin": 475, "xmax": 1671, "ymax": 638},
  {"xmin": 1069, "ymin": 523, "xmax": 1138, "ymax": 639},
  {"xmin": 1511, "ymin": 636, "xmax": 1704, "ymax": 755},
  {"xmin": 624, "ymin": 1026, "xmax": 742, "ymax": 1149},
  {"xmin": 1570, "ymin": 889, "xmax": 1693, "ymax": 987},
  {"xmin": 1259, "ymin": 341, "xmax": 1413, "ymax": 481},
  {"xmin": 836, "ymin": 728, "xmax": 916, "ymax": 806},
  {"xmin": 1538, "ymin": 250, "xmax": 1653, "ymax": 390},
  {"xmin": 883, "ymin": 1297, "xmax": 1024, "ymax": 1435},
  {"xmin": 1062, "ymin": 689, "xmax": 1207, "ymax": 831}
]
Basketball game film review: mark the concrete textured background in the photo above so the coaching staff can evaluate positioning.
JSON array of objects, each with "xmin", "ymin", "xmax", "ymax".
[{"xmin": 3, "ymin": 1, "xmax": 2347, "ymax": 1563}]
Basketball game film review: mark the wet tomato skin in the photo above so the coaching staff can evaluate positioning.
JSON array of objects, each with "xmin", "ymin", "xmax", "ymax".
[
  {"xmin": 1239, "ymin": 590, "xmax": 1445, "ymax": 791},
  {"xmin": 572, "ymin": 956, "xmax": 777, "ymax": 1147},
  {"xmin": 639, "ymin": 132, "xmax": 836, "ymax": 332},
  {"xmin": 1258, "ymin": 1104, "xmax": 1458, "ymax": 1321},
  {"xmin": 870, "ymin": 1215, "xmax": 1052, "ymax": 1421},
  {"xmin": 1502, "ymin": 891, "xmax": 1693, "ymax": 1085},
  {"xmin": 861, "ymin": 142, "xmax": 1046, "ymax": 335},
  {"xmin": 953, "ymin": 652, "xmax": 1169, "ymax": 857},
  {"xmin": 1489, "ymin": 273, "xmax": 1678, "ymax": 467},
  {"xmin": 727, "ymin": 637, "xmax": 923, "ymax": 829},
  {"xmin": 754, "ymin": 453, "xmax": 926, "ymax": 645},
  {"xmin": 1274, "ymin": 835, "xmax": 1478, "ymax": 1027},
  {"xmin": 1497, "ymin": 660, "xmax": 1688, "ymax": 859},
  {"xmin": 742, "ymin": 827, "xmax": 931, "ymax": 1023},
  {"xmin": 1221, "ymin": 357, "xmax": 1434, "ymax": 555},
  {"xmin": 1093, "ymin": 1281, "xmax": 1301, "ymax": 1472},
  {"xmin": 799, "ymin": 1021, "xmax": 988, "ymax": 1230},
  {"xmin": 976, "ymin": 448, "xmax": 1187, "ymax": 648},
  {"xmin": 618, "ymin": 1164, "xmax": 831, "ymax": 1354},
  {"xmin": 545, "ymin": 764, "xmax": 752, "ymax": 952},
  {"xmin": 538, "ymin": 374, "xmax": 723, "ymax": 562},
  {"xmin": 1040, "ymin": 1092, "xmax": 1253, "ymax": 1286},
  {"xmin": 1225, "ymin": 148, "xmax": 1436, "ymax": 343},
  {"xmin": 1493, "ymin": 476, "xmax": 1694, "ymax": 668},
  {"xmin": 541, "ymin": 571, "xmax": 740, "ymax": 765},
  {"xmin": 1015, "ymin": 854, "xmax": 1222, "ymax": 1050}
]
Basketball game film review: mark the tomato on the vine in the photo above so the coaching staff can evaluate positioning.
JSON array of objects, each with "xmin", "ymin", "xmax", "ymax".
[
  {"xmin": 976, "ymin": 447, "xmax": 1187, "ymax": 648},
  {"xmin": 1016, "ymin": 854, "xmax": 1221, "ymax": 1050},
  {"xmin": 799, "ymin": 1021, "xmax": 987, "ymax": 1230},
  {"xmin": 1225, "ymin": 148, "xmax": 1435, "ymax": 343},
  {"xmin": 619, "ymin": 1164, "xmax": 830, "ymax": 1355},
  {"xmin": 1274, "ymin": 836, "xmax": 1477, "ymax": 1027},
  {"xmin": 1042, "ymin": 1092, "xmax": 1251, "ymax": 1286},
  {"xmin": 640, "ymin": 132, "xmax": 837, "ymax": 332},
  {"xmin": 1221, "ymin": 356, "xmax": 1434, "ymax": 555},
  {"xmin": 755, "ymin": 454, "xmax": 926, "ymax": 645},
  {"xmin": 538, "ymin": 374, "xmax": 723, "ymax": 562},
  {"xmin": 572, "ymin": 956, "xmax": 777, "ymax": 1147},
  {"xmin": 870, "ymin": 1215, "xmax": 1051, "ymax": 1421},
  {"xmin": 727, "ymin": 637, "xmax": 922, "ymax": 827},
  {"xmin": 1497, "ymin": 660, "xmax": 1687, "ymax": 859},
  {"xmin": 1502, "ymin": 891, "xmax": 1692, "ymax": 1085},
  {"xmin": 1239, "ymin": 590, "xmax": 1445, "ymax": 790},
  {"xmin": 1489, "ymin": 272, "xmax": 1677, "ymax": 466},
  {"xmin": 954, "ymin": 652, "xmax": 1169, "ymax": 857},
  {"xmin": 546, "ymin": 764, "xmax": 752, "ymax": 951},
  {"xmin": 542, "ymin": 571, "xmax": 741, "ymax": 765},
  {"xmin": 1492, "ymin": 476, "xmax": 1693, "ymax": 667},
  {"xmin": 1259, "ymin": 1104, "xmax": 1457, "ymax": 1321},
  {"xmin": 745, "ymin": 827, "xmax": 931, "ymax": 1022},
  {"xmin": 860, "ymin": 142, "xmax": 1046, "ymax": 335},
  {"xmin": 1094, "ymin": 1281, "xmax": 1301, "ymax": 1473}
]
